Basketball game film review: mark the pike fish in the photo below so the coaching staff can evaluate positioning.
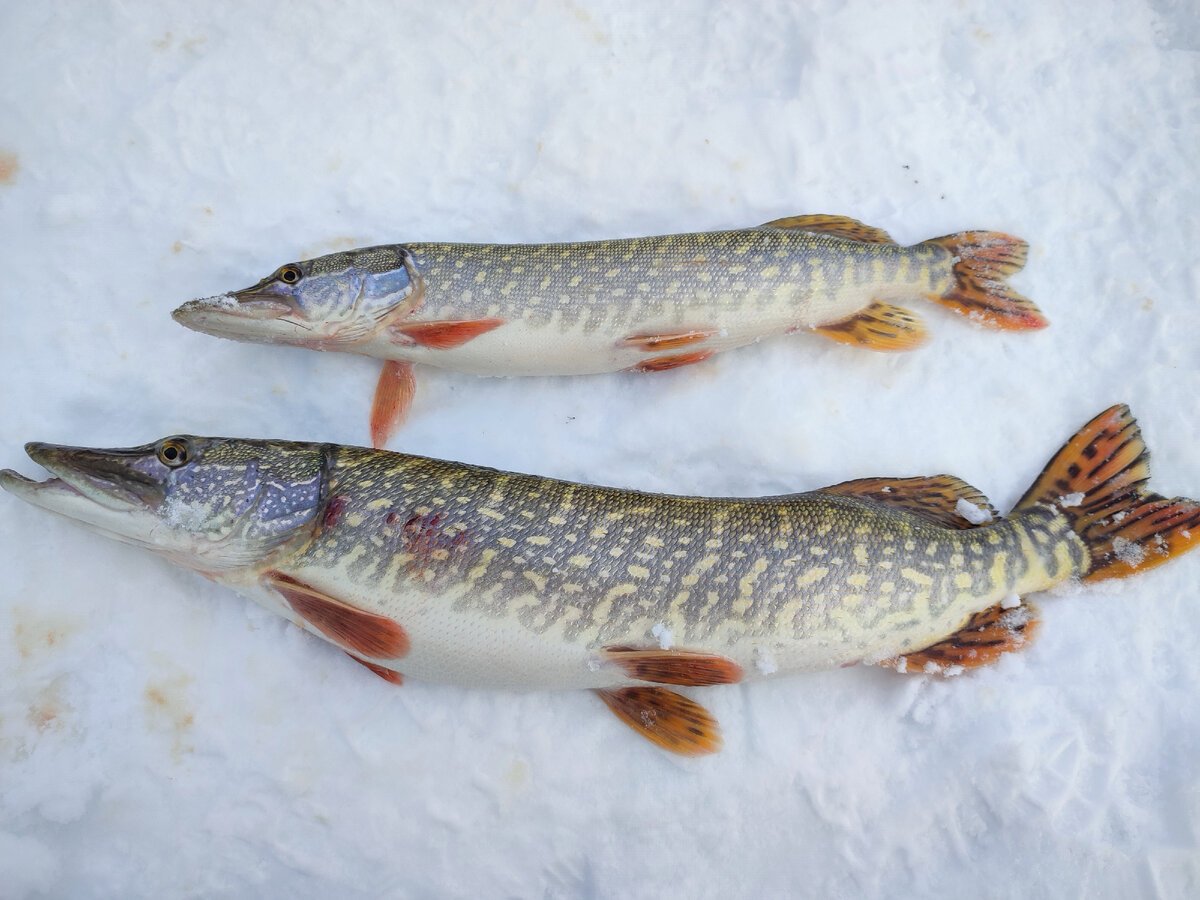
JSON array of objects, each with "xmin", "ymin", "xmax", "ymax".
[
  {"xmin": 172, "ymin": 215, "xmax": 1045, "ymax": 447},
  {"xmin": 5, "ymin": 406, "xmax": 1190, "ymax": 755}
]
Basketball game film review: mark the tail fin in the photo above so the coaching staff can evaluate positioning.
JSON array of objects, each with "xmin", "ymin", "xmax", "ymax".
[
  {"xmin": 923, "ymin": 232, "xmax": 1047, "ymax": 330},
  {"xmin": 1015, "ymin": 405, "xmax": 1200, "ymax": 583}
]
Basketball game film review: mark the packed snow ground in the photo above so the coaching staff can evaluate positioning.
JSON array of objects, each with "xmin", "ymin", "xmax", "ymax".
[{"xmin": 1, "ymin": 2, "xmax": 1197, "ymax": 897}]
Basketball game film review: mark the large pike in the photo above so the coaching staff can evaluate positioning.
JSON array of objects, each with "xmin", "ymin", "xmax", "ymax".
[
  {"xmin": 172, "ymin": 216, "xmax": 1045, "ymax": 447},
  {"xmin": 5, "ymin": 406, "xmax": 1189, "ymax": 755}
]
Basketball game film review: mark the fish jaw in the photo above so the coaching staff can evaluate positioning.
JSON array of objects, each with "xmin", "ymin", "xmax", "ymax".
[
  {"xmin": 171, "ymin": 291, "xmax": 336, "ymax": 348},
  {"xmin": 1, "ymin": 442, "xmax": 166, "ymax": 551},
  {"xmin": 1, "ymin": 438, "xmax": 329, "ymax": 576}
]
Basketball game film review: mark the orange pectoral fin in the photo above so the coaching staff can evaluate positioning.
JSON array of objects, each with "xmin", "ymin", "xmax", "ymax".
[
  {"xmin": 595, "ymin": 687, "xmax": 723, "ymax": 756},
  {"xmin": 389, "ymin": 318, "xmax": 505, "ymax": 350},
  {"xmin": 602, "ymin": 646, "xmax": 743, "ymax": 685},
  {"xmin": 621, "ymin": 328, "xmax": 720, "ymax": 352},
  {"xmin": 811, "ymin": 302, "xmax": 927, "ymax": 352},
  {"xmin": 627, "ymin": 349, "xmax": 715, "ymax": 373},
  {"xmin": 345, "ymin": 652, "xmax": 404, "ymax": 685},
  {"xmin": 369, "ymin": 360, "xmax": 417, "ymax": 449},
  {"xmin": 880, "ymin": 601, "xmax": 1040, "ymax": 674},
  {"xmin": 266, "ymin": 572, "xmax": 410, "ymax": 660}
]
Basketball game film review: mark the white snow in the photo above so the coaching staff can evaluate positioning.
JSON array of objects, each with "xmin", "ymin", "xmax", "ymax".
[
  {"xmin": 1059, "ymin": 491, "xmax": 1086, "ymax": 508},
  {"xmin": 955, "ymin": 497, "xmax": 993, "ymax": 525},
  {"xmin": 1, "ymin": 2, "xmax": 1198, "ymax": 898},
  {"xmin": 754, "ymin": 647, "xmax": 778, "ymax": 676},
  {"xmin": 1112, "ymin": 536, "xmax": 1147, "ymax": 568},
  {"xmin": 1001, "ymin": 593, "xmax": 1022, "ymax": 610},
  {"xmin": 650, "ymin": 622, "xmax": 674, "ymax": 650}
]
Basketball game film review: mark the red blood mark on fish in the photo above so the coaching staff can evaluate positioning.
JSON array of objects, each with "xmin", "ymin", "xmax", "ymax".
[
  {"xmin": 399, "ymin": 511, "xmax": 469, "ymax": 574},
  {"xmin": 389, "ymin": 318, "xmax": 505, "ymax": 350},
  {"xmin": 627, "ymin": 350, "xmax": 715, "ymax": 373},
  {"xmin": 322, "ymin": 495, "xmax": 348, "ymax": 530},
  {"xmin": 621, "ymin": 328, "xmax": 719, "ymax": 351}
]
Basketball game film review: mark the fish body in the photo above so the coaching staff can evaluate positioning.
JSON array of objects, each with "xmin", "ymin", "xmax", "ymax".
[
  {"xmin": 5, "ymin": 406, "xmax": 1192, "ymax": 753},
  {"xmin": 172, "ymin": 216, "xmax": 1044, "ymax": 446}
]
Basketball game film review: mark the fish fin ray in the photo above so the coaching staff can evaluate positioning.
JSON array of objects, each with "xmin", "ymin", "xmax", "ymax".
[
  {"xmin": 345, "ymin": 651, "xmax": 404, "ymax": 685},
  {"xmin": 761, "ymin": 214, "xmax": 896, "ymax": 244},
  {"xmin": 265, "ymin": 571, "xmax": 410, "ymax": 659},
  {"xmin": 1016, "ymin": 404, "xmax": 1200, "ymax": 582},
  {"xmin": 389, "ymin": 317, "xmax": 505, "ymax": 350},
  {"xmin": 369, "ymin": 360, "xmax": 416, "ymax": 449},
  {"xmin": 821, "ymin": 475, "xmax": 998, "ymax": 529},
  {"xmin": 627, "ymin": 349, "xmax": 715, "ymax": 372},
  {"xmin": 595, "ymin": 687, "xmax": 723, "ymax": 755},
  {"xmin": 881, "ymin": 601, "xmax": 1040, "ymax": 673},
  {"xmin": 602, "ymin": 646, "xmax": 743, "ymax": 685},
  {"xmin": 621, "ymin": 328, "xmax": 720, "ymax": 351},
  {"xmin": 922, "ymin": 231, "xmax": 1046, "ymax": 330},
  {"xmin": 811, "ymin": 302, "xmax": 928, "ymax": 352}
]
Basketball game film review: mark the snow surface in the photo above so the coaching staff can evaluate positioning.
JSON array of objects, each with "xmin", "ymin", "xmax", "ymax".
[{"xmin": 1, "ymin": 2, "xmax": 1198, "ymax": 897}]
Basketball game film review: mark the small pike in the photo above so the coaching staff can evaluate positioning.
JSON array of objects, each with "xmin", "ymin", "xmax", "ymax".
[
  {"xmin": 8, "ymin": 406, "xmax": 1182, "ymax": 756},
  {"xmin": 172, "ymin": 216, "xmax": 1044, "ymax": 446}
]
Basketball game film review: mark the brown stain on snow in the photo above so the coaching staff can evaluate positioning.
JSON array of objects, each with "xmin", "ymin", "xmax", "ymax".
[
  {"xmin": 144, "ymin": 672, "xmax": 196, "ymax": 761},
  {"xmin": 27, "ymin": 676, "xmax": 72, "ymax": 734},
  {"xmin": 13, "ymin": 606, "xmax": 77, "ymax": 661},
  {"xmin": 0, "ymin": 150, "xmax": 18, "ymax": 185}
]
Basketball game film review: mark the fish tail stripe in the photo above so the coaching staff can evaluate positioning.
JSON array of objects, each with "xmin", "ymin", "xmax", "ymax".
[
  {"xmin": 922, "ymin": 231, "xmax": 1047, "ymax": 330},
  {"xmin": 1015, "ymin": 404, "xmax": 1200, "ymax": 582}
]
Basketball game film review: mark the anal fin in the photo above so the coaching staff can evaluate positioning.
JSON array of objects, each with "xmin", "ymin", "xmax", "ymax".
[
  {"xmin": 595, "ymin": 686, "xmax": 722, "ymax": 755},
  {"xmin": 266, "ymin": 572, "xmax": 410, "ymax": 660},
  {"xmin": 369, "ymin": 359, "xmax": 416, "ymax": 449},
  {"xmin": 602, "ymin": 646, "xmax": 743, "ymax": 685},
  {"xmin": 880, "ymin": 601, "xmax": 1039, "ymax": 674},
  {"xmin": 812, "ymin": 302, "xmax": 927, "ymax": 352}
]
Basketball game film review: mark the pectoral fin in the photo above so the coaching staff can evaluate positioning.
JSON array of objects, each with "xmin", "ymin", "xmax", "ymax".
[
  {"xmin": 880, "ymin": 601, "xmax": 1040, "ymax": 674},
  {"xmin": 369, "ymin": 360, "xmax": 417, "ymax": 449},
  {"xmin": 346, "ymin": 652, "xmax": 404, "ymax": 685},
  {"xmin": 621, "ymin": 328, "xmax": 719, "ymax": 351},
  {"xmin": 595, "ymin": 686, "xmax": 723, "ymax": 755},
  {"xmin": 811, "ymin": 302, "xmax": 927, "ymax": 352},
  {"xmin": 266, "ymin": 572, "xmax": 410, "ymax": 660},
  {"xmin": 389, "ymin": 318, "xmax": 505, "ymax": 349},
  {"xmin": 602, "ymin": 646, "xmax": 743, "ymax": 685}
]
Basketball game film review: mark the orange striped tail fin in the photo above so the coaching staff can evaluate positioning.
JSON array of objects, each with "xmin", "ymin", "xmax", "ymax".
[
  {"xmin": 923, "ymin": 231, "xmax": 1047, "ymax": 330},
  {"xmin": 1016, "ymin": 405, "xmax": 1200, "ymax": 582}
]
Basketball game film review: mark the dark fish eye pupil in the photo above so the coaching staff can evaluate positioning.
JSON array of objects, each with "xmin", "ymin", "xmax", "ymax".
[
  {"xmin": 164, "ymin": 446, "xmax": 177, "ymax": 460},
  {"xmin": 282, "ymin": 267, "xmax": 299, "ymax": 283}
]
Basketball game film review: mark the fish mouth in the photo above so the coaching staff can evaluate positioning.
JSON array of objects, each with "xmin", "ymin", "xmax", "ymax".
[
  {"xmin": 171, "ymin": 291, "xmax": 298, "ymax": 341},
  {"xmin": 1, "ymin": 442, "xmax": 163, "ymax": 514}
]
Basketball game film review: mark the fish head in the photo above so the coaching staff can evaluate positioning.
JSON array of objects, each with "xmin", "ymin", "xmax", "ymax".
[
  {"xmin": 1, "ymin": 437, "xmax": 328, "ymax": 574},
  {"xmin": 172, "ymin": 245, "xmax": 420, "ymax": 350}
]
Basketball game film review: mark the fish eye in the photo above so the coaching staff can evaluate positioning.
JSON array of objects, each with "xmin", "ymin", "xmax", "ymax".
[
  {"xmin": 279, "ymin": 265, "xmax": 302, "ymax": 285},
  {"xmin": 157, "ymin": 438, "xmax": 191, "ymax": 468}
]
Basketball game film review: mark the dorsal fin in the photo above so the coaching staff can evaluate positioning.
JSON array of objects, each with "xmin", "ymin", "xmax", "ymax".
[
  {"xmin": 761, "ymin": 214, "xmax": 896, "ymax": 244},
  {"xmin": 820, "ymin": 475, "xmax": 998, "ymax": 529}
]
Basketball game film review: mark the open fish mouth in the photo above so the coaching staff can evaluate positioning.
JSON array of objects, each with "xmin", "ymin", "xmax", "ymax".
[{"xmin": 1, "ymin": 443, "xmax": 162, "ymax": 513}]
